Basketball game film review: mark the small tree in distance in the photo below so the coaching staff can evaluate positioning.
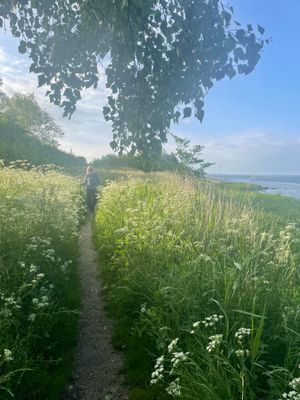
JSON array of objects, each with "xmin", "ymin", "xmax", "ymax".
[{"xmin": 172, "ymin": 134, "xmax": 214, "ymax": 177}]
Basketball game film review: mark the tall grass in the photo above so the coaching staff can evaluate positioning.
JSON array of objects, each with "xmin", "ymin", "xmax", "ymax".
[
  {"xmin": 0, "ymin": 162, "xmax": 85, "ymax": 399},
  {"xmin": 94, "ymin": 173, "xmax": 300, "ymax": 400}
]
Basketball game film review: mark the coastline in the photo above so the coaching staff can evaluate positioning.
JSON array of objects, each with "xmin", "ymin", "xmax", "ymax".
[{"xmin": 209, "ymin": 174, "xmax": 300, "ymax": 200}]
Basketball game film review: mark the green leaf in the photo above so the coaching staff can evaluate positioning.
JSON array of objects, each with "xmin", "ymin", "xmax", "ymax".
[
  {"xmin": 109, "ymin": 140, "xmax": 117, "ymax": 150},
  {"xmin": 37, "ymin": 74, "xmax": 47, "ymax": 87},
  {"xmin": 258, "ymin": 24, "xmax": 265, "ymax": 35},
  {"xmin": 183, "ymin": 107, "xmax": 192, "ymax": 119},
  {"xmin": 195, "ymin": 108, "xmax": 204, "ymax": 122},
  {"xmin": 103, "ymin": 106, "xmax": 110, "ymax": 115},
  {"xmin": 251, "ymin": 303, "xmax": 266, "ymax": 361},
  {"xmin": 18, "ymin": 40, "xmax": 27, "ymax": 54},
  {"xmin": 233, "ymin": 261, "xmax": 241, "ymax": 270},
  {"xmin": 225, "ymin": 65, "xmax": 236, "ymax": 79}
]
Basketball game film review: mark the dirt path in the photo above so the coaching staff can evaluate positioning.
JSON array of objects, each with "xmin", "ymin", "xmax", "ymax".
[{"xmin": 63, "ymin": 217, "xmax": 128, "ymax": 400}]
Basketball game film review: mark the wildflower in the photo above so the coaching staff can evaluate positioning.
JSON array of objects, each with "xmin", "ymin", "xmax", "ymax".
[
  {"xmin": 192, "ymin": 321, "xmax": 200, "ymax": 328},
  {"xmin": 3, "ymin": 349, "xmax": 13, "ymax": 362},
  {"xmin": 140, "ymin": 303, "xmax": 146, "ymax": 313},
  {"xmin": 166, "ymin": 378, "xmax": 181, "ymax": 397},
  {"xmin": 168, "ymin": 338, "xmax": 179, "ymax": 353},
  {"xmin": 37, "ymin": 273, "xmax": 45, "ymax": 279},
  {"xmin": 206, "ymin": 334, "xmax": 223, "ymax": 353},
  {"xmin": 235, "ymin": 327, "xmax": 251, "ymax": 341},
  {"xmin": 29, "ymin": 264, "xmax": 38, "ymax": 273},
  {"xmin": 201, "ymin": 314, "xmax": 224, "ymax": 328},
  {"xmin": 32, "ymin": 298, "xmax": 38, "ymax": 305},
  {"xmin": 28, "ymin": 313, "xmax": 36, "ymax": 322},
  {"xmin": 290, "ymin": 377, "xmax": 300, "ymax": 390},
  {"xmin": 171, "ymin": 351, "xmax": 189, "ymax": 368},
  {"xmin": 150, "ymin": 355, "xmax": 165, "ymax": 385},
  {"xmin": 235, "ymin": 349, "xmax": 250, "ymax": 358}
]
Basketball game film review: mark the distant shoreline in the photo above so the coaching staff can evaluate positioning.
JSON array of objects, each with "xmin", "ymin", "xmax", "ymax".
[{"xmin": 209, "ymin": 174, "xmax": 300, "ymax": 200}]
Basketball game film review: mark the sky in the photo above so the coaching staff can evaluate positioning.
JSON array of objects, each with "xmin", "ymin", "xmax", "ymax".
[{"xmin": 0, "ymin": 1, "xmax": 300, "ymax": 174}]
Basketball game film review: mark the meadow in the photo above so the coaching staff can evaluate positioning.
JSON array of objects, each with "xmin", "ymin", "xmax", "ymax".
[
  {"xmin": 94, "ymin": 172, "xmax": 300, "ymax": 400},
  {"xmin": 0, "ymin": 161, "xmax": 84, "ymax": 399}
]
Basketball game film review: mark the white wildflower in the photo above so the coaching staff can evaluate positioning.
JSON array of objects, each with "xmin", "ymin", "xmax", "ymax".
[
  {"xmin": 166, "ymin": 378, "xmax": 181, "ymax": 397},
  {"xmin": 171, "ymin": 351, "xmax": 189, "ymax": 368},
  {"xmin": 150, "ymin": 355, "xmax": 165, "ymax": 385},
  {"xmin": 140, "ymin": 303, "xmax": 146, "ymax": 313},
  {"xmin": 3, "ymin": 349, "xmax": 13, "ymax": 362},
  {"xmin": 206, "ymin": 334, "xmax": 223, "ymax": 353},
  {"xmin": 201, "ymin": 314, "xmax": 224, "ymax": 328},
  {"xmin": 29, "ymin": 264, "xmax": 38, "ymax": 273},
  {"xmin": 235, "ymin": 349, "xmax": 250, "ymax": 358},
  {"xmin": 290, "ymin": 378, "xmax": 300, "ymax": 390},
  {"xmin": 235, "ymin": 327, "xmax": 251, "ymax": 341},
  {"xmin": 168, "ymin": 338, "xmax": 179, "ymax": 353},
  {"xmin": 28, "ymin": 313, "xmax": 36, "ymax": 322}
]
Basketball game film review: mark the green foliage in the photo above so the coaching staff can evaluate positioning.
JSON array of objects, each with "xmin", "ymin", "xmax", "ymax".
[
  {"xmin": 1, "ymin": 1, "xmax": 267, "ymax": 155},
  {"xmin": 172, "ymin": 134, "xmax": 214, "ymax": 176},
  {"xmin": 0, "ymin": 112, "xmax": 86, "ymax": 174},
  {"xmin": 213, "ymin": 180, "xmax": 300, "ymax": 222},
  {"xmin": 92, "ymin": 152, "xmax": 182, "ymax": 173},
  {"xmin": 3, "ymin": 93, "xmax": 63, "ymax": 147},
  {"xmin": 0, "ymin": 165, "xmax": 85, "ymax": 399},
  {"xmin": 94, "ymin": 173, "xmax": 300, "ymax": 400}
]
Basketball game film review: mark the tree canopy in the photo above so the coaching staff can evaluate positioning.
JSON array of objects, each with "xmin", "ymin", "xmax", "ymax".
[
  {"xmin": 2, "ymin": 93, "xmax": 64, "ymax": 147},
  {"xmin": 0, "ymin": 0, "xmax": 267, "ymax": 156}
]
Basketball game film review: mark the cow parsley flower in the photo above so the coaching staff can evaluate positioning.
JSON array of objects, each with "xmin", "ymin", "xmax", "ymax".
[
  {"xmin": 201, "ymin": 314, "xmax": 224, "ymax": 328},
  {"xmin": 168, "ymin": 338, "xmax": 179, "ymax": 353},
  {"xmin": 235, "ymin": 327, "xmax": 251, "ymax": 341},
  {"xmin": 206, "ymin": 334, "xmax": 223, "ymax": 353},
  {"xmin": 3, "ymin": 349, "xmax": 13, "ymax": 362},
  {"xmin": 166, "ymin": 378, "xmax": 181, "ymax": 397},
  {"xmin": 28, "ymin": 313, "xmax": 36, "ymax": 322}
]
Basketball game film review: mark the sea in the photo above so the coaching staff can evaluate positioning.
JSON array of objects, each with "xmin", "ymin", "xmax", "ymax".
[{"xmin": 209, "ymin": 174, "xmax": 300, "ymax": 200}]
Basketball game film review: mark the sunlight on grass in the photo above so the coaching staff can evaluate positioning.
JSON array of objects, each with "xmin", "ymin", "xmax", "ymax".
[
  {"xmin": 94, "ymin": 172, "xmax": 300, "ymax": 400},
  {"xmin": 0, "ymin": 161, "xmax": 85, "ymax": 399}
]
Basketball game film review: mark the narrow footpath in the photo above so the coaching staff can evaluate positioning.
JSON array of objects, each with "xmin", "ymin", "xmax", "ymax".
[{"xmin": 64, "ymin": 218, "xmax": 128, "ymax": 400}]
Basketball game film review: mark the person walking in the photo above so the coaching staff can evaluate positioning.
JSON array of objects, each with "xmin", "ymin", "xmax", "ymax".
[{"xmin": 84, "ymin": 166, "xmax": 100, "ymax": 212}]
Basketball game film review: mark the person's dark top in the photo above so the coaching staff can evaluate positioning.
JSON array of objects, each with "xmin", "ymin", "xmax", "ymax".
[{"xmin": 84, "ymin": 172, "xmax": 100, "ymax": 190}]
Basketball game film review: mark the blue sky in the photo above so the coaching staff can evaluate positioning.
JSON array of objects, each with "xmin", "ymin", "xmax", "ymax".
[{"xmin": 1, "ymin": 1, "xmax": 300, "ymax": 174}]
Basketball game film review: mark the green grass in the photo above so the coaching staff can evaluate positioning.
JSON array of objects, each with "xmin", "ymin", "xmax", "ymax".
[
  {"xmin": 94, "ymin": 172, "xmax": 300, "ymax": 400},
  {"xmin": 0, "ymin": 163, "xmax": 84, "ymax": 399}
]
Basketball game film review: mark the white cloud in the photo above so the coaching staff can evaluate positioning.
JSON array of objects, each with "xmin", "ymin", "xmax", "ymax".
[{"xmin": 169, "ymin": 130, "xmax": 300, "ymax": 174}]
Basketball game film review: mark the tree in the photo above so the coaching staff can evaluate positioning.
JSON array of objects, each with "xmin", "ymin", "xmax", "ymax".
[
  {"xmin": 4, "ymin": 93, "xmax": 63, "ymax": 147},
  {"xmin": 0, "ymin": 75, "xmax": 8, "ymax": 111},
  {"xmin": 0, "ymin": 0, "xmax": 267, "ymax": 155},
  {"xmin": 172, "ymin": 134, "xmax": 214, "ymax": 177}
]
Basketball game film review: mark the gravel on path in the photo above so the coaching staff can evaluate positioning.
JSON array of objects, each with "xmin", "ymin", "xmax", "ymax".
[{"xmin": 63, "ymin": 217, "xmax": 128, "ymax": 400}]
